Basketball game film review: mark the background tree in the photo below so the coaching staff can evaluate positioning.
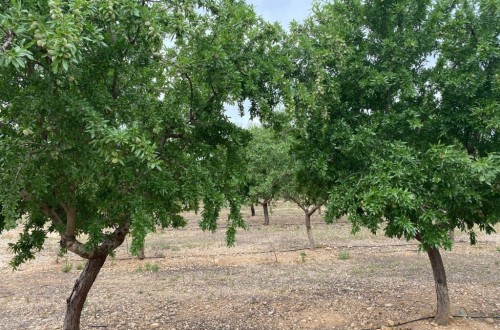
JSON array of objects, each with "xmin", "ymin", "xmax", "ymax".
[
  {"xmin": 287, "ymin": 0, "xmax": 499, "ymax": 325},
  {"xmin": 246, "ymin": 126, "xmax": 290, "ymax": 225},
  {"xmin": 0, "ymin": 0, "xmax": 286, "ymax": 329}
]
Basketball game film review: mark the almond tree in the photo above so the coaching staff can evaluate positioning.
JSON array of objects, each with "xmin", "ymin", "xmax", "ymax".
[
  {"xmin": 0, "ymin": 0, "xmax": 285, "ymax": 328},
  {"xmin": 246, "ymin": 126, "xmax": 290, "ymax": 225},
  {"xmin": 287, "ymin": 0, "xmax": 499, "ymax": 325}
]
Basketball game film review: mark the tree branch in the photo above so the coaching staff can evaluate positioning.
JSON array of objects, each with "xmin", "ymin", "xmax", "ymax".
[
  {"xmin": 111, "ymin": 69, "xmax": 120, "ymax": 99},
  {"xmin": 183, "ymin": 73, "xmax": 195, "ymax": 122},
  {"xmin": 60, "ymin": 202, "xmax": 77, "ymax": 238},
  {"xmin": 308, "ymin": 203, "xmax": 324, "ymax": 216},
  {"xmin": 2, "ymin": 30, "xmax": 14, "ymax": 52}
]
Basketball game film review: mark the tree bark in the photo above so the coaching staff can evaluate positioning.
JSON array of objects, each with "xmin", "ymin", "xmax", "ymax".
[
  {"xmin": 250, "ymin": 204, "xmax": 256, "ymax": 217},
  {"xmin": 305, "ymin": 212, "xmax": 315, "ymax": 250},
  {"xmin": 262, "ymin": 202, "xmax": 270, "ymax": 226},
  {"xmin": 137, "ymin": 246, "xmax": 145, "ymax": 260},
  {"xmin": 64, "ymin": 256, "xmax": 107, "ymax": 330},
  {"xmin": 427, "ymin": 247, "xmax": 450, "ymax": 325}
]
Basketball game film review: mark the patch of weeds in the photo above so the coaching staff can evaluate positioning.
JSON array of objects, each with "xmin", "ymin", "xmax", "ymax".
[
  {"xmin": 141, "ymin": 262, "xmax": 159, "ymax": 272},
  {"xmin": 76, "ymin": 262, "xmax": 85, "ymax": 270},
  {"xmin": 338, "ymin": 250, "xmax": 350, "ymax": 260},
  {"xmin": 299, "ymin": 251, "xmax": 307, "ymax": 263},
  {"xmin": 135, "ymin": 265, "xmax": 143, "ymax": 273},
  {"xmin": 62, "ymin": 262, "xmax": 73, "ymax": 273},
  {"xmin": 496, "ymin": 246, "xmax": 500, "ymax": 252}
]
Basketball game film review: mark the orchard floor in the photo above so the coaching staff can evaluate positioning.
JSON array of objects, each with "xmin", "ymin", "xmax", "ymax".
[{"xmin": 0, "ymin": 202, "xmax": 499, "ymax": 330}]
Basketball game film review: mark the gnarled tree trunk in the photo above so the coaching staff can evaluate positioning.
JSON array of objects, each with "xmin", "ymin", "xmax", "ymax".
[
  {"xmin": 64, "ymin": 256, "xmax": 107, "ymax": 330},
  {"xmin": 250, "ymin": 204, "xmax": 256, "ymax": 217},
  {"xmin": 427, "ymin": 247, "xmax": 450, "ymax": 325},
  {"xmin": 262, "ymin": 202, "xmax": 270, "ymax": 226}
]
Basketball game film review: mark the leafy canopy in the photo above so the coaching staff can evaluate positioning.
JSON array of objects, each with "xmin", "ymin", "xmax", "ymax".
[
  {"xmin": 287, "ymin": 0, "xmax": 500, "ymax": 250},
  {"xmin": 0, "ymin": 0, "xmax": 286, "ymax": 266}
]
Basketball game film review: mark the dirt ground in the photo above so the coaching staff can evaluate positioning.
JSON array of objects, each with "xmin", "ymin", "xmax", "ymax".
[{"xmin": 0, "ymin": 202, "xmax": 499, "ymax": 330}]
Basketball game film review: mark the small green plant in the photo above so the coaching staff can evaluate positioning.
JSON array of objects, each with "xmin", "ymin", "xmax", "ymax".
[
  {"xmin": 135, "ymin": 265, "xmax": 143, "ymax": 273},
  {"xmin": 496, "ymin": 246, "xmax": 500, "ymax": 252},
  {"xmin": 151, "ymin": 263, "xmax": 159, "ymax": 272},
  {"xmin": 338, "ymin": 250, "xmax": 350, "ymax": 260},
  {"xmin": 299, "ymin": 251, "xmax": 307, "ymax": 263},
  {"xmin": 76, "ymin": 262, "xmax": 85, "ymax": 270},
  {"xmin": 62, "ymin": 262, "xmax": 73, "ymax": 273},
  {"xmin": 145, "ymin": 262, "xmax": 152, "ymax": 271}
]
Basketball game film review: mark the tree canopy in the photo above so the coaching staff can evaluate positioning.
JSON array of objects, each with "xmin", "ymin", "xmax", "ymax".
[
  {"xmin": 0, "ymin": 0, "xmax": 287, "ymax": 328},
  {"xmin": 287, "ymin": 0, "xmax": 499, "ymax": 324}
]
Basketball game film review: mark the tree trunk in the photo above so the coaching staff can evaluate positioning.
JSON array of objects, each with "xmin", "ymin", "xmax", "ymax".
[
  {"xmin": 251, "ymin": 204, "xmax": 256, "ymax": 217},
  {"xmin": 305, "ymin": 212, "xmax": 315, "ymax": 250},
  {"xmin": 137, "ymin": 246, "xmax": 145, "ymax": 260},
  {"xmin": 427, "ymin": 247, "xmax": 450, "ymax": 325},
  {"xmin": 448, "ymin": 229, "xmax": 454, "ymax": 242},
  {"xmin": 263, "ymin": 202, "xmax": 270, "ymax": 226},
  {"xmin": 64, "ymin": 256, "xmax": 107, "ymax": 330}
]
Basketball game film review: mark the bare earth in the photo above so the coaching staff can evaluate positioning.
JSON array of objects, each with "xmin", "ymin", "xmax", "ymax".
[{"xmin": 0, "ymin": 202, "xmax": 499, "ymax": 330}]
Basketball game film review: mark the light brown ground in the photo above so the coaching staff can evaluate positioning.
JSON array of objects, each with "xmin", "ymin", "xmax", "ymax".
[{"xmin": 0, "ymin": 202, "xmax": 499, "ymax": 330}]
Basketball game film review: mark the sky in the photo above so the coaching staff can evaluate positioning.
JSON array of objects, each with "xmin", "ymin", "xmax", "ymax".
[{"xmin": 226, "ymin": 0, "xmax": 314, "ymax": 127}]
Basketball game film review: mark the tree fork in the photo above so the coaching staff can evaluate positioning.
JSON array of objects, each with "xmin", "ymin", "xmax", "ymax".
[{"xmin": 63, "ymin": 256, "xmax": 107, "ymax": 330}]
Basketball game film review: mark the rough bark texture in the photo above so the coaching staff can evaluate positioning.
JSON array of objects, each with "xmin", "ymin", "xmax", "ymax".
[
  {"xmin": 305, "ymin": 212, "xmax": 315, "ymax": 250},
  {"xmin": 64, "ymin": 257, "xmax": 107, "ymax": 330},
  {"xmin": 251, "ymin": 204, "xmax": 256, "ymax": 217},
  {"xmin": 263, "ymin": 202, "xmax": 270, "ymax": 226},
  {"xmin": 427, "ymin": 247, "xmax": 450, "ymax": 325}
]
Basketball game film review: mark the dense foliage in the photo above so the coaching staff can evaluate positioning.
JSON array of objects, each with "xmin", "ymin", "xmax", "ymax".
[{"xmin": 287, "ymin": 0, "xmax": 499, "ymax": 324}]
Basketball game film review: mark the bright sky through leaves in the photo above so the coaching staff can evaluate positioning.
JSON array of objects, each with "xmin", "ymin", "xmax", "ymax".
[{"xmin": 226, "ymin": 0, "xmax": 313, "ymax": 127}]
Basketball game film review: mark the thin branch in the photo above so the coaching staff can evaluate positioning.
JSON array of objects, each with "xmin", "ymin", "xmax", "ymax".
[
  {"xmin": 183, "ymin": 73, "xmax": 195, "ymax": 122},
  {"xmin": 289, "ymin": 196, "xmax": 307, "ymax": 213},
  {"xmin": 2, "ymin": 30, "xmax": 14, "ymax": 52},
  {"xmin": 308, "ymin": 203, "xmax": 324, "ymax": 216},
  {"xmin": 111, "ymin": 69, "xmax": 120, "ymax": 99}
]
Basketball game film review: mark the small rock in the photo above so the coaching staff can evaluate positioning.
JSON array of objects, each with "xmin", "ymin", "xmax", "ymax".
[
  {"xmin": 430, "ymin": 322, "xmax": 438, "ymax": 327},
  {"xmin": 301, "ymin": 319, "xmax": 307, "ymax": 323},
  {"xmin": 381, "ymin": 326, "xmax": 391, "ymax": 330},
  {"xmin": 384, "ymin": 303, "xmax": 393, "ymax": 307},
  {"xmin": 366, "ymin": 307, "xmax": 374, "ymax": 311},
  {"xmin": 485, "ymin": 318, "xmax": 494, "ymax": 324},
  {"xmin": 150, "ymin": 323, "xmax": 160, "ymax": 329},
  {"xmin": 387, "ymin": 320, "xmax": 395, "ymax": 326}
]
